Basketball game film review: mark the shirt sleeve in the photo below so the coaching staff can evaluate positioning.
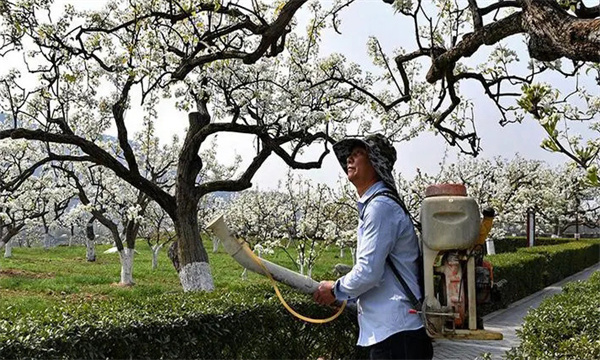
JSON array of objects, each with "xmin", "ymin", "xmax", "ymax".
[{"xmin": 334, "ymin": 199, "xmax": 400, "ymax": 300}]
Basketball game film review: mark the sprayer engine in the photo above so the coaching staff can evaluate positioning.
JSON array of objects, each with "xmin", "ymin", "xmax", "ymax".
[{"xmin": 419, "ymin": 184, "xmax": 501, "ymax": 340}]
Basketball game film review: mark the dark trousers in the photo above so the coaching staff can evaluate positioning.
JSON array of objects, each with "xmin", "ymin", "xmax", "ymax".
[{"xmin": 368, "ymin": 328, "xmax": 433, "ymax": 360}]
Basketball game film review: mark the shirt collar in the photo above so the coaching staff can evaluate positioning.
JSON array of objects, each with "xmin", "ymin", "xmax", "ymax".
[{"xmin": 358, "ymin": 180, "xmax": 387, "ymax": 205}]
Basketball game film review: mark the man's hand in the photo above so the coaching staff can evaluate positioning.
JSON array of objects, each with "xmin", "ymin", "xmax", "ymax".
[{"xmin": 313, "ymin": 280, "xmax": 336, "ymax": 305}]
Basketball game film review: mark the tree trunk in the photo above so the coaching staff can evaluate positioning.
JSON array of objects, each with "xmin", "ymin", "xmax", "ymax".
[
  {"xmin": 43, "ymin": 232, "xmax": 51, "ymax": 250},
  {"xmin": 86, "ymin": 221, "xmax": 96, "ymax": 262},
  {"xmin": 340, "ymin": 247, "xmax": 344, "ymax": 258},
  {"xmin": 212, "ymin": 237, "xmax": 219, "ymax": 253},
  {"xmin": 174, "ymin": 112, "xmax": 215, "ymax": 292},
  {"xmin": 86, "ymin": 239, "xmax": 96, "ymax": 262},
  {"xmin": 174, "ymin": 211, "xmax": 214, "ymax": 291},
  {"xmin": 350, "ymin": 248, "xmax": 356, "ymax": 265},
  {"xmin": 119, "ymin": 248, "xmax": 135, "ymax": 285},
  {"xmin": 4, "ymin": 241, "xmax": 12, "ymax": 258},
  {"xmin": 151, "ymin": 244, "xmax": 163, "ymax": 270},
  {"xmin": 299, "ymin": 258, "xmax": 305, "ymax": 276},
  {"xmin": 168, "ymin": 241, "xmax": 180, "ymax": 272}
]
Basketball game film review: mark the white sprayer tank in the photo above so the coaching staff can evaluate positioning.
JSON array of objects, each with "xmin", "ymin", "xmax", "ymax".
[{"xmin": 420, "ymin": 184, "xmax": 480, "ymax": 250}]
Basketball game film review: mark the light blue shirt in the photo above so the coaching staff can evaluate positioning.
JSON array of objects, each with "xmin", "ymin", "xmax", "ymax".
[{"xmin": 334, "ymin": 181, "xmax": 424, "ymax": 346}]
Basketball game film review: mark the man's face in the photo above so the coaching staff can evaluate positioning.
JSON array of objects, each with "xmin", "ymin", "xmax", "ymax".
[{"xmin": 346, "ymin": 146, "xmax": 377, "ymax": 185}]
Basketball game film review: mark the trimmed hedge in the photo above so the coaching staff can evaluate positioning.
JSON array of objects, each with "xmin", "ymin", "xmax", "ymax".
[
  {"xmin": 492, "ymin": 236, "xmax": 575, "ymax": 254},
  {"xmin": 507, "ymin": 270, "xmax": 600, "ymax": 359},
  {"xmin": 0, "ymin": 285, "xmax": 366, "ymax": 359},
  {"xmin": 481, "ymin": 241, "xmax": 600, "ymax": 314}
]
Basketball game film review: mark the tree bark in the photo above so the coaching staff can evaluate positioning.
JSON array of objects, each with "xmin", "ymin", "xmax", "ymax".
[
  {"xmin": 43, "ymin": 232, "xmax": 51, "ymax": 250},
  {"xmin": 175, "ymin": 111, "xmax": 215, "ymax": 292},
  {"xmin": 4, "ymin": 241, "xmax": 12, "ymax": 258},
  {"xmin": 522, "ymin": 0, "xmax": 600, "ymax": 62},
  {"xmin": 86, "ymin": 220, "xmax": 96, "ymax": 262},
  {"xmin": 168, "ymin": 241, "xmax": 180, "ymax": 273},
  {"xmin": 151, "ymin": 244, "xmax": 162, "ymax": 270},
  {"xmin": 174, "ymin": 210, "xmax": 214, "ymax": 291}
]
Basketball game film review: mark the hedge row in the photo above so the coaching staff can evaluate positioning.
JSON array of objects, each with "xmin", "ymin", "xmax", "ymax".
[
  {"xmin": 480, "ymin": 241, "xmax": 600, "ymax": 314},
  {"xmin": 507, "ymin": 270, "xmax": 600, "ymax": 359},
  {"xmin": 0, "ymin": 285, "xmax": 366, "ymax": 359},
  {"xmin": 492, "ymin": 236, "xmax": 575, "ymax": 254}
]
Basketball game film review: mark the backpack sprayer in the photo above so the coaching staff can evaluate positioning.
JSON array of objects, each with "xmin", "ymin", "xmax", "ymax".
[
  {"xmin": 207, "ymin": 183, "xmax": 502, "ymax": 340},
  {"xmin": 419, "ymin": 184, "xmax": 502, "ymax": 340}
]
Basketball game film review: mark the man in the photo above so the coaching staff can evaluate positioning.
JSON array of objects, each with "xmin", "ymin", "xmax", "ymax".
[{"xmin": 313, "ymin": 134, "xmax": 433, "ymax": 360}]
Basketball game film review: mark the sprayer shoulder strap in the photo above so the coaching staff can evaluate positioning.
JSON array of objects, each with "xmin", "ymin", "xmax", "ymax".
[
  {"xmin": 359, "ymin": 190, "xmax": 423, "ymax": 310},
  {"xmin": 386, "ymin": 257, "xmax": 422, "ymax": 311},
  {"xmin": 359, "ymin": 191, "xmax": 421, "ymax": 232}
]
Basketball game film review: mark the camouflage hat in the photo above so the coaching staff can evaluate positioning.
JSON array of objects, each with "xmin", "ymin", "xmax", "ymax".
[{"xmin": 333, "ymin": 134, "xmax": 397, "ymax": 192}]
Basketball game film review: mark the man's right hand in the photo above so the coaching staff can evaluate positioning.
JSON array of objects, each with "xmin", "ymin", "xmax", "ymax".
[{"xmin": 313, "ymin": 280, "xmax": 336, "ymax": 305}]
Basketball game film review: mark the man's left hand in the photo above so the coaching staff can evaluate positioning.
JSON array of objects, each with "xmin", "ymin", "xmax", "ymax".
[{"xmin": 313, "ymin": 280, "xmax": 336, "ymax": 305}]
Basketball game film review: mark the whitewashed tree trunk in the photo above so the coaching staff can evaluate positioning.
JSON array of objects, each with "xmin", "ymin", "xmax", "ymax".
[
  {"xmin": 212, "ymin": 237, "xmax": 219, "ymax": 253},
  {"xmin": 151, "ymin": 244, "xmax": 163, "ymax": 270},
  {"xmin": 4, "ymin": 241, "xmax": 12, "ymax": 258},
  {"xmin": 86, "ymin": 239, "xmax": 96, "ymax": 262},
  {"xmin": 179, "ymin": 262, "xmax": 214, "ymax": 291},
  {"xmin": 43, "ymin": 233, "xmax": 51, "ymax": 250},
  {"xmin": 119, "ymin": 248, "xmax": 135, "ymax": 285},
  {"xmin": 350, "ymin": 248, "xmax": 356, "ymax": 265},
  {"xmin": 340, "ymin": 247, "xmax": 345, "ymax": 258},
  {"xmin": 307, "ymin": 265, "xmax": 312, "ymax": 278},
  {"xmin": 19, "ymin": 231, "xmax": 26, "ymax": 247}
]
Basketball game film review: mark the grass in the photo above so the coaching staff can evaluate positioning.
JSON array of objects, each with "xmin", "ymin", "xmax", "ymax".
[{"xmin": 0, "ymin": 239, "xmax": 352, "ymax": 315}]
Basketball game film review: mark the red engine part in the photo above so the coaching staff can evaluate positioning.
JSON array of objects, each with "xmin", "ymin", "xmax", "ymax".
[{"xmin": 443, "ymin": 253, "xmax": 466, "ymax": 327}]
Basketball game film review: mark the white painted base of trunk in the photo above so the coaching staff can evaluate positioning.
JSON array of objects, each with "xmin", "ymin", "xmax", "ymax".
[
  {"xmin": 86, "ymin": 240, "xmax": 96, "ymax": 261},
  {"xmin": 4, "ymin": 242, "xmax": 12, "ymax": 258},
  {"xmin": 44, "ymin": 234, "xmax": 51, "ymax": 250},
  {"xmin": 179, "ymin": 262, "xmax": 214, "ymax": 292},
  {"xmin": 212, "ymin": 238, "xmax": 220, "ymax": 253},
  {"xmin": 119, "ymin": 248, "xmax": 135, "ymax": 285},
  {"xmin": 151, "ymin": 244, "xmax": 163, "ymax": 270}
]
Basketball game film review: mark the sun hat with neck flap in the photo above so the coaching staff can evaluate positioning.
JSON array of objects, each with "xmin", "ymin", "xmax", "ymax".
[{"xmin": 332, "ymin": 133, "xmax": 398, "ymax": 194}]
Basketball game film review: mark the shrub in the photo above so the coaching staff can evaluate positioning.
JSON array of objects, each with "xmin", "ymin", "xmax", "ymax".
[
  {"xmin": 507, "ymin": 271, "xmax": 600, "ymax": 359},
  {"xmin": 492, "ymin": 237, "xmax": 574, "ymax": 254},
  {"xmin": 481, "ymin": 241, "xmax": 599, "ymax": 315},
  {"xmin": 519, "ymin": 242, "xmax": 600, "ymax": 285},
  {"xmin": 0, "ymin": 285, "xmax": 366, "ymax": 359},
  {"xmin": 480, "ymin": 252, "xmax": 546, "ymax": 314}
]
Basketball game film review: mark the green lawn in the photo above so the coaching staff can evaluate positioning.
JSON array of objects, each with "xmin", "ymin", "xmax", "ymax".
[{"xmin": 0, "ymin": 239, "xmax": 351, "ymax": 314}]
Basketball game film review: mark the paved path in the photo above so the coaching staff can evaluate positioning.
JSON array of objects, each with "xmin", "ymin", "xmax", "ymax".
[{"xmin": 432, "ymin": 262, "xmax": 600, "ymax": 359}]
